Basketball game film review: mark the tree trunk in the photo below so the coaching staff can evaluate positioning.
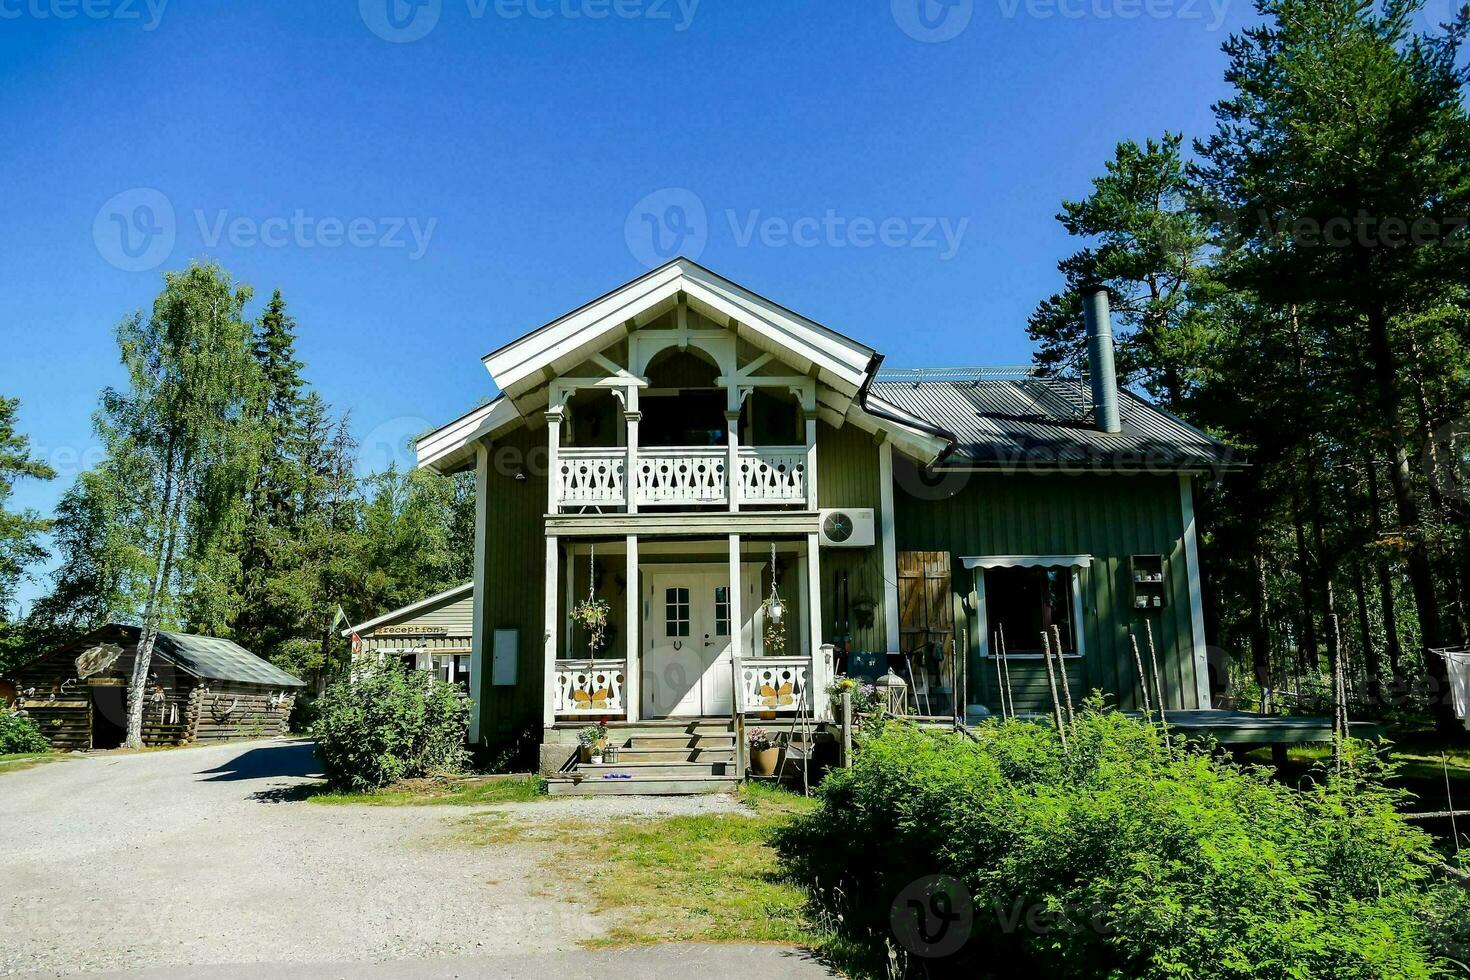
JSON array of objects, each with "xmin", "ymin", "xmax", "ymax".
[
  {"xmin": 1365, "ymin": 305, "xmax": 1449, "ymax": 728},
  {"xmin": 1249, "ymin": 533, "xmax": 1272, "ymax": 694},
  {"xmin": 1291, "ymin": 488, "xmax": 1318, "ymax": 676},
  {"xmin": 125, "ymin": 465, "xmax": 186, "ymax": 749},
  {"xmin": 1365, "ymin": 453, "xmax": 1405, "ymax": 687}
]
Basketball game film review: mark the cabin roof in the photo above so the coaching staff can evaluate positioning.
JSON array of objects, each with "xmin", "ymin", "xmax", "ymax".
[
  {"xmin": 31, "ymin": 625, "xmax": 308, "ymax": 688},
  {"xmin": 869, "ymin": 377, "xmax": 1243, "ymax": 472}
]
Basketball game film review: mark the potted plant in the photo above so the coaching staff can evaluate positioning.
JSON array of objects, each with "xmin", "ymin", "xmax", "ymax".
[
  {"xmin": 578, "ymin": 722, "xmax": 608, "ymax": 764},
  {"xmin": 571, "ymin": 595, "xmax": 611, "ymax": 657},
  {"xmin": 748, "ymin": 727, "xmax": 779, "ymax": 776}
]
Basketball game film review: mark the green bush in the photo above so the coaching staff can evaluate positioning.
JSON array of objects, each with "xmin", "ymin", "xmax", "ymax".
[
  {"xmin": 0, "ymin": 710, "xmax": 51, "ymax": 754},
  {"xmin": 776, "ymin": 706, "xmax": 1466, "ymax": 978},
  {"xmin": 311, "ymin": 665, "xmax": 469, "ymax": 791}
]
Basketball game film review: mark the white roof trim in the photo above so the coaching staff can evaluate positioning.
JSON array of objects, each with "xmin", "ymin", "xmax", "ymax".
[
  {"xmin": 341, "ymin": 582, "xmax": 474, "ymax": 637},
  {"xmin": 482, "ymin": 259, "xmax": 874, "ymax": 395},
  {"xmin": 415, "ymin": 397, "xmax": 520, "ymax": 473},
  {"xmin": 961, "ymin": 555, "xmax": 1094, "ymax": 570}
]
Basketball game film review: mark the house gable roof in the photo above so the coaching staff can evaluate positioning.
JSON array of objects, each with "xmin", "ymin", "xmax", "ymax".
[
  {"xmin": 341, "ymin": 582, "xmax": 474, "ymax": 637},
  {"xmin": 483, "ymin": 257, "xmax": 876, "ymax": 399}
]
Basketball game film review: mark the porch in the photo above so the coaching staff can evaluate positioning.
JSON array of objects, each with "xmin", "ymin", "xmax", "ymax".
[{"xmin": 540, "ymin": 534, "xmax": 833, "ymax": 731}]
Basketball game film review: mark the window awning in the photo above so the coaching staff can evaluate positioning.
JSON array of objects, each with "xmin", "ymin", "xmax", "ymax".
[{"xmin": 961, "ymin": 555, "xmax": 1093, "ymax": 570}]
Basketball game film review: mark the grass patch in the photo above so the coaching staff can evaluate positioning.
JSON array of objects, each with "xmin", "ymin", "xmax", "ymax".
[
  {"xmin": 457, "ymin": 782, "xmax": 828, "ymax": 950},
  {"xmin": 306, "ymin": 775, "xmax": 547, "ymax": 806},
  {"xmin": 0, "ymin": 752, "xmax": 61, "ymax": 774},
  {"xmin": 579, "ymin": 785, "xmax": 822, "ymax": 947}
]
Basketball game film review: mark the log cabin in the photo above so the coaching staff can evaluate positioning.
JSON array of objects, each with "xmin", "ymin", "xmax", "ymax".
[{"xmin": 6, "ymin": 625, "xmax": 305, "ymax": 750}]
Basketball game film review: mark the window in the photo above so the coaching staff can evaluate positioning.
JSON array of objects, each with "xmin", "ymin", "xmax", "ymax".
[
  {"xmin": 665, "ymin": 587, "xmax": 691, "ymax": 637},
  {"xmin": 399, "ymin": 654, "xmax": 418, "ymax": 672},
  {"xmin": 984, "ymin": 566, "xmax": 1076, "ymax": 655},
  {"xmin": 714, "ymin": 586, "xmax": 730, "ymax": 636},
  {"xmin": 454, "ymin": 655, "xmax": 472, "ymax": 690}
]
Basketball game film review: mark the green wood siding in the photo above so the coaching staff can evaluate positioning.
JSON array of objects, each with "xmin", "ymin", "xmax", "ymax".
[
  {"xmin": 475, "ymin": 426, "xmax": 551, "ymax": 743},
  {"xmin": 816, "ymin": 422, "xmax": 888, "ymax": 652},
  {"xmin": 893, "ymin": 472, "xmax": 1204, "ymax": 714}
]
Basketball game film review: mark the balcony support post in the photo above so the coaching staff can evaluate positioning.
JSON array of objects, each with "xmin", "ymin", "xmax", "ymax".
[
  {"xmin": 806, "ymin": 532, "xmax": 827, "ymax": 720},
  {"xmin": 625, "ymin": 534, "xmax": 640, "ymax": 721},
  {"xmin": 545, "ymin": 408, "xmax": 563, "ymax": 515},
  {"xmin": 543, "ymin": 537, "xmax": 559, "ymax": 728},
  {"xmin": 725, "ymin": 410, "xmax": 741, "ymax": 513},
  {"xmin": 729, "ymin": 532, "xmax": 744, "ymax": 713},
  {"xmin": 804, "ymin": 412, "xmax": 819, "ymax": 511},
  {"xmin": 625, "ymin": 408, "xmax": 641, "ymax": 514}
]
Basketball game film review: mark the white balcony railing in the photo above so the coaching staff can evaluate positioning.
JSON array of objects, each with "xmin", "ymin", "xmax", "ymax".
[
  {"xmin": 552, "ymin": 659, "xmax": 626, "ymax": 717},
  {"xmin": 555, "ymin": 445, "xmax": 807, "ymax": 509}
]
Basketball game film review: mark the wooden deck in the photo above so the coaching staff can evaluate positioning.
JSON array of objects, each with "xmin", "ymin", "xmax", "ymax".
[{"xmin": 1144, "ymin": 709, "xmax": 1383, "ymax": 744}]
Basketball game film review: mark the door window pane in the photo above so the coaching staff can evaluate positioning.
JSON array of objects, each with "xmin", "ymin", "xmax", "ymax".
[
  {"xmin": 665, "ymin": 587, "xmax": 690, "ymax": 637},
  {"xmin": 714, "ymin": 586, "xmax": 730, "ymax": 636}
]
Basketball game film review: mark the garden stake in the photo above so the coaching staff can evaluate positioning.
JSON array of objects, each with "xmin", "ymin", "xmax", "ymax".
[
  {"xmin": 998, "ymin": 623, "xmax": 1015, "ymax": 719},
  {"xmin": 1053, "ymin": 623, "xmax": 1075, "ymax": 724},
  {"xmin": 993, "ymin": 630, "xmax": 1007, "ymax": 719},
  {"xmin": 1040, "ymin": 630, "xmax": 1068, "ymax": 751},
  {"xmin": 1129, "ymin": 631, "xmax": 1153, "ymax": 722},
  {"xmin": 1145, "ymin": 621, "xmax": 1172, "ymax": 755},
  {"xmin": 1444, "ymin": 753, "xmax": 1461, "ymax": 855}
]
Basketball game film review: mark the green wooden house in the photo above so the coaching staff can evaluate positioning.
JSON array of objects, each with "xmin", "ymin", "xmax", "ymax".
[{"xmin": 413, "ymin": 259, "xmax": 1241, "ymax": 789}]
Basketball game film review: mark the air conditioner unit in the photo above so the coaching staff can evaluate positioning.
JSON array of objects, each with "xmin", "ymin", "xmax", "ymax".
[{"xmin": 818, "ymin": 508, "xmax": 876, "ymax": 548}]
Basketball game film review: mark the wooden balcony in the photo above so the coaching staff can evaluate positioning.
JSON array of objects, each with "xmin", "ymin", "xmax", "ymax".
[{"xmin": 555, "ymin": 445, "xmax": 808, "ymax": 511}]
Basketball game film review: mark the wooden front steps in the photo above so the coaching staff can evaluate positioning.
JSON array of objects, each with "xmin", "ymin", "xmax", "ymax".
[{"xmin": 546, "ymin": 721, "xmax": 743, "ymax": 796}]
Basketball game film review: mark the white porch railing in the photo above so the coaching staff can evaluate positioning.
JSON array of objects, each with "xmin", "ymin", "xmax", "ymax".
[
  {"xmin": 554, "ymin": 445, "xmax": 808, "ymax": 509},
  {"xmin": 741, "ymin": 656, "xmax": 815, "ymax": 715},
  {"xmin": 552, "ymin": 660, "xmax": 626, "ymax": 717}
]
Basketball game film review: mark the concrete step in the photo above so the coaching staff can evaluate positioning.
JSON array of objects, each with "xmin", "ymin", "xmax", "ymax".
[{"xmin": 547, "ymin": 776, "xmax": 739, "ymax": 796}]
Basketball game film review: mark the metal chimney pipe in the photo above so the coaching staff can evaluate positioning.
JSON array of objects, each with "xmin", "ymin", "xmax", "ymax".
[{"xmin": 1082, "ymin": 284, "xmax": 1121, "ymax": 434}]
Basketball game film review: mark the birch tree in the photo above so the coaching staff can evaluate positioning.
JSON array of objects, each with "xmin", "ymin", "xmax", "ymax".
[{"xmin": 104, "ymin": 263, "xmax": 259, "ymax": 749}]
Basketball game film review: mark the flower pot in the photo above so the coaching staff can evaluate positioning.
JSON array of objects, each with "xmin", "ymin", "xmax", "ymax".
[
  {"xmin": 590, "ymin": 754, "xmax": 604, "ymax": 765},
  {"xmin": 579, "ymin": 744, "xmax": 593, "ymax": 763},
  {"xmin": 751, "ymin": 746, "xmax": 779, "ymax": 776}
]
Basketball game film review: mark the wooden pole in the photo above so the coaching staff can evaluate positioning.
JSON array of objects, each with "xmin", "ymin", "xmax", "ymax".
[
  {"xmin": 1052, "ymin": 624, "xmax": 1075, "ymax": 724},
  {"xmin": 998, "ymin": 624, "xmax": 1014, "ymax": 719},
  {"xmin": 993, "ymin": 631, "xmax": 1007, "ymax": 720},
  {"xmin": 1145, "ymin": 621, "xmax": 1172, "ymax": 754},
  {"xmin": 1130, "ymin": 631, "xmax": 1153, "ymax": 722},
  {"xmin": 1040, "ymin": 631, "xmax": 1068, "ymax": 751},
  {"xmin": 840, "ymin": 690, "xmax": 853, "ymax": 769}
]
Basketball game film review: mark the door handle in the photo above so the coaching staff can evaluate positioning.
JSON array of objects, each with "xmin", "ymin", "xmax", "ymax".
[{"xmin": 703, "ymin": 634, "xmax": 713, "ymax": 647}]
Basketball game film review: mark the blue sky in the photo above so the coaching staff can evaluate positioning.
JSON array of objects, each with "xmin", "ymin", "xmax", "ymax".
[{"xmin": 1, "ymin": 0, "xmax": 1255, "ymax": 609}]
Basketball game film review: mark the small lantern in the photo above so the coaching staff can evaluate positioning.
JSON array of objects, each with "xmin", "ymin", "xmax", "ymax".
[{"xmin": 874, "ymin": 669, "xmax": 909, "ymax": 716}]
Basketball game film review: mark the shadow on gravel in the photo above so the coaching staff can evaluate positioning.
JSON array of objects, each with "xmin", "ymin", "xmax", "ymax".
[
  {"xmin": 197, "ymin": 741, "xmax": 325, "ymax": 783},
  {"xmin": 249, "ymin": 782, "xmax": 330, "ymax": 804}
]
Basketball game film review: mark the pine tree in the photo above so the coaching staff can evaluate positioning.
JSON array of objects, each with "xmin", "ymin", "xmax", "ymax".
[
  {"xmin": 0, "ymin": 396, "xmax": 56, "ymax": 671},
  {"xmin": 1197, "ymin": 0, "xmax": 1470, "ymax": 725}
]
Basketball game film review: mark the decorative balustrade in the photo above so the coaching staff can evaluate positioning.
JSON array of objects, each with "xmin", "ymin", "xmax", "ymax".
[
  {"xmin": 635, "ymin": 448, "xmax": 727, "ymax": 505},
  {"xmin": 737, "ymin": 447, "xmax": 806, "ymax": 503},
  {"xmin": 740, "ymin": 657, "xmax": 813, "ymax": 715},
  {"xmin": 558, "ymin": 449, "xmax": 626, "ymax": 507},
  {"xmin": 552, "ymin": 660, "xmax": 626, "ymax": 717},
  {"xmin": 553, "ymin": 445, "xmax": 808, "ymax": 509}
]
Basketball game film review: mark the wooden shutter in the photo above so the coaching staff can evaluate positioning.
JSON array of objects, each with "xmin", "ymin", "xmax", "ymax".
[{"xmin": 898, "ymin": 551, "xmax": 954, "ymax": 659}]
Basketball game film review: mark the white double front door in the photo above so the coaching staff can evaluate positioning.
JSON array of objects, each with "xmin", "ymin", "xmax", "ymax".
[{"xmin": 642, "ymin": 564, "xmax": 760, "ymax": 719}]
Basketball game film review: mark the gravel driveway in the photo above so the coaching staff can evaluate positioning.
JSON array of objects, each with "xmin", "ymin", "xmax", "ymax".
[{"xmin": 0, "ymin": 739, "xmax": 823, "ymax": 979}]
